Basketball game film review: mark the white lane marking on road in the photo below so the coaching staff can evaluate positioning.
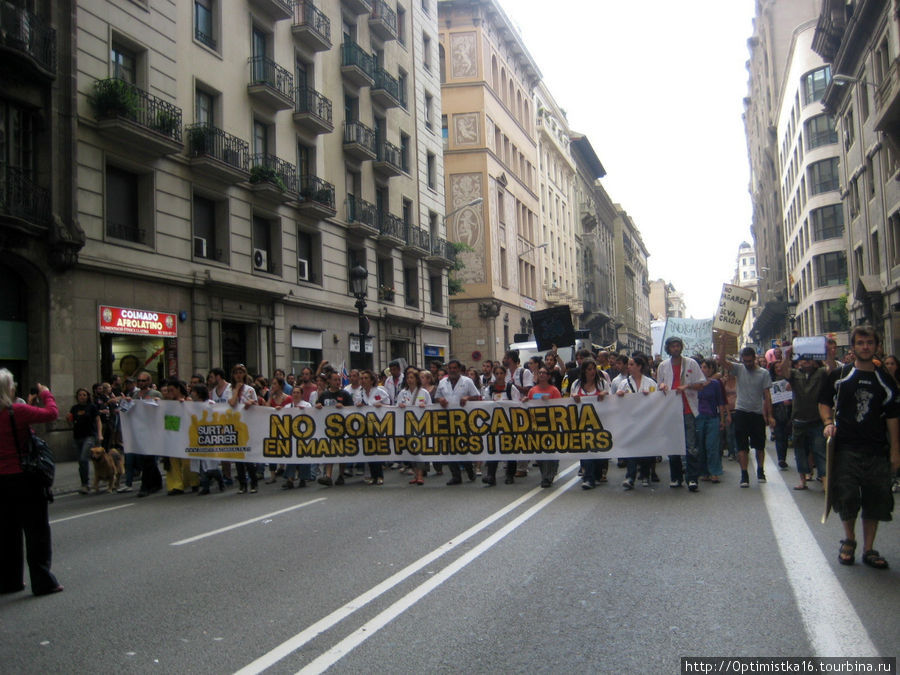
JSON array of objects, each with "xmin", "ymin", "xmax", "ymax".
[
  {"xmin": 170, "ymin": 498, "xmax": 327, "ymax": 546},
  {"xmin": 50, "ymin": 503, "xmax": 134, "ymax": 524},
  {"xmin": 762, "ymin": 450, "xmax": 878, "ymax": 657},
  {"xmin": 296, "ymin": 473, "xmax": 582, "ymax": 674},
  {"xmin": 234, "ymin": 463, "xmax": 579, "ymax": 675}
]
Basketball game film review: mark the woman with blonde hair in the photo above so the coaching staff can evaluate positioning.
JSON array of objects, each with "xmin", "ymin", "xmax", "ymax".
[{"xmin": 0, "ymin": 369, "xmax": 63, "ymax": 595}]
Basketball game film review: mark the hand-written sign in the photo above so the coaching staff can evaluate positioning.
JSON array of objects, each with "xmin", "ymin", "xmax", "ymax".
[{"xmin": 712, "ymin": 284, "xmax": 755, "ymax": 335}]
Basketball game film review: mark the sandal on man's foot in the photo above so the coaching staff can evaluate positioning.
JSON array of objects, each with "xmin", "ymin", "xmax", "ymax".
[
  {"xmin": 862, "ymin": 549, "xmax": 889, "ymax": 569},
  {"xmin": 838, "ymin": 539, "xmax": 857, "ymax": 566}
]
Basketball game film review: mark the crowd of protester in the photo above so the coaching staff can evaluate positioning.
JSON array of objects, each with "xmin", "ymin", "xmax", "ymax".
[{"xmin": 66, "ymin": 337, "xmax": 899, "ymax": 499}]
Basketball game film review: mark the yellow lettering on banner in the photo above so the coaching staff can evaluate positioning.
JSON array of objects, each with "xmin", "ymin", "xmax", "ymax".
[
  {"xmin": 263, "ymin": 437, "xmax": 292, "ymax": 458},
  {"xmin": 296, "ymin": 437, "xmax": 358, "ymax": 458},
  {"xmin": 270, "ymin": 415, "xmax": 291, "ymax": 439},
  {"xmin": 368, "ymin": 411, "xmax": 393, "ymax": 437},
  {"xmin": 467, "ymin": 408, "xmax": 490, "ymax": 433},
  {"xmin": 363, "ymin": 437, "xmax": 392, "ymax": 456},
  {"xmin": 404, "ymin": 411, "xmax": 429, "ymax": 436},
  {"xmin": 291, "ymin": 415, "xmax": 315, "ymax": 439},
  {"xmin": 490, "ymin": 409, "xmax": 511, "ymax": 434}
]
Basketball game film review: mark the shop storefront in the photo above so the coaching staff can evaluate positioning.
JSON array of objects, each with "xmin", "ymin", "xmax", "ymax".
[
  {"xmin": 98, "ymin": 305, "xmax": 178, "ymax": 384},
  {"xmin": 423, "ymin": 344, "xmax": 446, "ymax": 368}
]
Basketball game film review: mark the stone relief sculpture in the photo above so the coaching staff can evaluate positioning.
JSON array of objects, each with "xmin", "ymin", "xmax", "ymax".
[
  {"xmin": 454, "ymin": 112, "xmax": 479, "ymax": 146},
  {"xmin": 450, "ymin": 32, "xmax": 477, "ymax": 79},
  {"xmin": 449, "ymin": 173, "xmax": 484, "ymax": 284}
]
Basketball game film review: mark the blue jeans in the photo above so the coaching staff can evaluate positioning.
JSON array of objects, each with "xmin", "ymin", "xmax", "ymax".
[
  {"xmin": 283, "ymin": 463, "xmax": 312, "ymax": 482},
  {"xmin": 695, "ymin": 414, "xmax": 722, "ymax": 477},
  {"xmin": 792, "ymin": 420, "xmax": 826, "ymax": 477},
  {"xmin": 75, "ymin": 436, "xmax": 98, "ymax": 486},
  {"xmin": 672, "ymin": 413, "xmax": 701, "ymax": 483},
  {"xmin": 772, "ymin": 408, "xmax": 790, "ymax": 463}
]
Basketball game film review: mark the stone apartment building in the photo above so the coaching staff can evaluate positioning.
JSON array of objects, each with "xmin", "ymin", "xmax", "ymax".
[{"xmin": 1, "ymin": 0, "xmax": 452, "ymax": 454}]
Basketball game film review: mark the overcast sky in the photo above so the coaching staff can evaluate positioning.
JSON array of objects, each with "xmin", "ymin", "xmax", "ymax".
[{"xmin": 497, "ymin": 0, "xmax": 757, "ymax": 318}]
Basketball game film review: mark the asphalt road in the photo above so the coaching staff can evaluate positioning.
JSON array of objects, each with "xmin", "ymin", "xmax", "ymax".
[{"xmin": 1, "ymin": 449, "xmax": 897, "ymax": 674}]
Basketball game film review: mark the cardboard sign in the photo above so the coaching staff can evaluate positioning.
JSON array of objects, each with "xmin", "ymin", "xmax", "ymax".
[
  {"xmin": 662, "ymin": 317, "xmax": 713, "ymax": 357},
  {"xmin": 531, "ymin": 305, "xmax": 575, "ymax": 351},
  {"xmin": 713, "ymin": 284, "xmax": 754, "ymax": 335}
]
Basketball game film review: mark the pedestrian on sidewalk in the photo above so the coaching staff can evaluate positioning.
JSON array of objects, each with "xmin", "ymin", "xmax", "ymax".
[
  {"xmin": 68, "ymin": 387, "xmax": 102, "ymax": 495},
  {"xmin": 0, "ymin": 370, "xmax": 64, "ymax": 596}
]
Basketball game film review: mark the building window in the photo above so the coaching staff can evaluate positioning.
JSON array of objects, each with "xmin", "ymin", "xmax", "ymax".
[
  {"xmin": 429, "ymin": 274, "xmax": 442, "ymax": 313},
  {"xmin": 441, "ymin": 115, "xmax": 448, "ymax": 150},
  {"xmin": 194, "ymin": 0, "xmax": 216, "ymax": 49},
  {"xmin": 808, "ymin": 158, "xmax": 839, "ymax": 195},
  {"xmin": 396, "ymin": 5, "xmax": 406, "ymax": 45},
  {"xmin": 844, "ymin": 108, "xmax": 855, "ymax": 149},
  {"xmin": 196, "ymin": 88, "xmax": 214, "ymax": 125},
  {"xmin": 106, "ymin": 165, "xmax": 149, "ymax": 245},
  {"xmin": 252, "ymin": 215, "xmax": 280, "ymax": 274},
  {"xmin": 804, "ymin": 114, "xmax": 836, "ymax": 150},
  {"xmin": 423, "ymin": 33, "xmax": 431, "ymax": 71},
  {"xmin": 377, "ymin": 256, "xmax": 394, "ymax": 301},
  {"xmin": 499, "ymin": 245, "xmax": 508, "ymax": 288},
  {"xmin": 426, "ymin": 152, "xmax": 436, "ymax": 189},
  {"xmin": 871, "ymin": 231, "xmax": 881, "ymax": 273},
  {"xmin": 398, "ymin": 68, "xmax": 408, "ymax": 107},
  {"xmin": 810, "ymin": 204, "xmax": 843, "ymax": 241},
  {"xmin": 193, "ymin": 194, "xmax": 221, "ymax": 261},
  {"xmin": 424, "ymin": 92, "xmax": 433, "ymax": 129},
  {"xmin": 801, "ymin": 66, "xmax": 831, "ymax": 105},
  {"xmin": 110, "ymin": 43, "xmax": 137, "ymax": 83},
  {"xmin": 404, "ymin": 266, "xmax": 418, "ymax": 307},
  {"xmin": 402, "ymin": 198, "xmax": 413, "ymax": 227},
  {"xmin": 813, "ymin": 251, "xmax": 847, "ymax": 288},
  {"xmin": 817, "ymin": 299, "xmax": 848, "ymax": 333},
  {"xmin": 400, "ymin": 132, "xmax": 410, "ymax": 173},
  {"xmin": 421, "ymin": 0, "xmax": 428, "ymax": 14}
]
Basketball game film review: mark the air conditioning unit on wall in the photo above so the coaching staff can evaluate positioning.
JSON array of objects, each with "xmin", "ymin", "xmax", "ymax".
[{"xmin": 253, "ymin": 248, "xmax": 268, "ymax": 271}]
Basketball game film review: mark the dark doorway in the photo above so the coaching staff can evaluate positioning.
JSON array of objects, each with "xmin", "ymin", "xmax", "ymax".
[{"xmin": 221, "ymin": 322, "xmax": 247, "ymax": 373}]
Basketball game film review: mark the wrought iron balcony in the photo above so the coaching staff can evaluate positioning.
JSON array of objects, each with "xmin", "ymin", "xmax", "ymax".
[
  {"xmin": 346, "ymin": 193, "xmax": 379, "ymax": 234},
  {"xmin": 371, "ymin": 65, "xmax": 402, "ymax": 108},
  {"xmin": 343, "ymin": 120, "xmax": 376, "ymax": 160},
  {"xmin": 249, "ymin": 153, "xmax": 297, "ymax": 202},
  {"xmin": 427, "ymin": 237, "xmax": 456, "ymax": 267},
  {"xmin": 292, "ymin": 0, "xmax": 331, "ymax": 52},
  {"xmin": 341, "ymin": 0, "xmax": 372, "ymax": 15},
  {"xmin": 403, "ymin": 226, "xmax": 431, "ymax": 257},
  {"xmin": 0, "ymin": 1, "xmax": 55, "ymax": 77},
  {"xmin": 373, "ymin": 139, "xmax": 403, "ymax": 177},
  {"xmin": 297, "ymin": 174, "xmax": 336, "ymax": 217},
  {"xmin": 369, "ymin": 0, "xmax": 397, "ymax": 41},
  {"xmin": 248, "ymin": 0, "xmax": 292, "ymax": 21},
  {"xmin": 293, "ymin": 86, "xmax": 333, "ymax": 134},
  {"xmin": 341, "ymin": 40, "xmax": 375, "ymax": 87},
  {"xmin": 376, "ymin": 210, "xmax": 405, "ymax": 244},
  {"xmin": 92, "ymin": 79, "xmax": 182, "ymax": 155},
  {"xmin": 186, "ymin": 124, "xmax": 250, "ymax": 183},
  {"xmin": 106, "ymin": 220, "xmax": 147, "ymax": 245},
  {"xmin": 247, "ymin": 56, "xmax": 294, "ymax": 110},
  {"xmin": 0, "ymin": 167, "xmax": 51, "ymax": 226}
]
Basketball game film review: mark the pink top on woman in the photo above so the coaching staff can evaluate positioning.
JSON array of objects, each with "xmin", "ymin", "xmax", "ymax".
[{"xmin": 0, "ymin": 390, "xmax": 59, "ymax": 475}]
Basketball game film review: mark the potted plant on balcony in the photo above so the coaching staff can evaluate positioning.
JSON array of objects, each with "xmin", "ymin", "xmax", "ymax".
[
  {"xmin": 250, "ymin": 165, "xmax": 287, "ymax": 192},
  {"xmin": 91, "ymin": 79, "xmax": 140, "ymax": 120},
  {"xmin": 378, "ymin": 284, "xmax": 395, "ymax": 302},
  {"xmin": 152, "ymin": 110, "xmax": 179, "ymax": 138},
  {"xmin": 188, "ymin": 125, "xmax": 210, "ymax": 156}
]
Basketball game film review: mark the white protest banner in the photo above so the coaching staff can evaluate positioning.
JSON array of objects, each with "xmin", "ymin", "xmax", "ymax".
[
  {"xmin": 120, "ymin": 395, "xmax": 686, "ymax": 463},
  {"xmin": 662, "ymin": 317, "xmax": 714, "ymax": 357},
  {"xmin": 713, "ymin": 284, "xmax": 755, "ymax": 335},
  {"xmin": 791, "ymin": 336, "xmax": 827, "ymax": 360}
]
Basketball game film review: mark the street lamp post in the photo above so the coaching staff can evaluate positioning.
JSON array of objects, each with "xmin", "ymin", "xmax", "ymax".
[{"xmin": 350, "ymin": 264, "xmax": 369, "ymax": 366}]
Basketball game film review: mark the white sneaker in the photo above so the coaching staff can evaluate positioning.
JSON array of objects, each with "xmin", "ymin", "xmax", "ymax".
[{"xmin": 117, "ymin": 485, "xmax": 132, "ymax": 493}]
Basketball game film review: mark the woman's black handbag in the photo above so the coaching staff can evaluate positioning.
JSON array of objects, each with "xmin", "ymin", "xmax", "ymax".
[{"xmin": 8, "ymin": 409, "xmax": 56, "ymax": 489}]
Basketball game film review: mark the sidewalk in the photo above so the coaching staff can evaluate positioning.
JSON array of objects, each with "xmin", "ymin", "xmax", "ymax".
[{"xmin": 53, "ymin": 460, "xmax": 89, "ymax": 496}]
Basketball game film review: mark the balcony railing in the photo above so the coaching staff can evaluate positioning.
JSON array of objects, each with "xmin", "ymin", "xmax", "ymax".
[
  {"xmin": 92, "ymin": 78, "xmax": 183, "ymax": 143},
  {"xmin": 341, "ymin": 40, "xmax": 375, "ymax": 82},
  {"xmin": 430, "ymin": 237, "xmax": 456, "ymax": 261},
  {"xmin": 298, "ymin": 174, "xmax": 336, "ymax": 210},
  {"xmin": 347, "ymin": 194, "xmax": 378, "ymax": 228},
  {"xmin": 369, "ymin": 0, "xmax": 398, "ymax": 40},
  {"xmin": 248, "ymin": 55, "xmax": 294, "ymax": 99},
  {"xmin": 293, "ymin": 0, "xmax": 331, "ymax": 46},
  {"xmin": 186, "ymin": 124, "xmax": 250, "ymax": 172},
  {"xmin": 405, "ymin": 225, "xmax": 431, "ymax": 251},
  {"xmin": 377, "ymin": 210, "xmax": 404, "ymax": 240},
  {"xmin": 374, "ymin": 139, "xmax": 402, "ymax": 175},
  {"xmin": 343, "ymin": 120, "xmax": 377, "ymax": 158},
  {"xmin": 372, "ymin": 65, "xmax": 402, "ymax": 106},
  {"xmin": 0, "ymin": 1, "xmax": 56, "ymax": 75},
  {"xmin": 250, "ymin": 153, "xmax": 297, "ymax": 193},
  {"xmin": 0, "ymin": 167, "xmax": 50, "ymax": 225},
  {"xmin": 807, "ymin": 129, "xmax": 837, "ymax": 150},
  {"xmin": 106, "ymin": 220, "xmax": 147, "ymax": 245},
  {"xmin": 295, "ymin": 86, "xmax": 333, "ymax": 125}
]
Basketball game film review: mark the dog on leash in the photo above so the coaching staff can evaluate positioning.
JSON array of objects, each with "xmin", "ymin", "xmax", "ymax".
[{"xmin": 90, "ymin": 446, "xmax": 124, "ymax": 493}]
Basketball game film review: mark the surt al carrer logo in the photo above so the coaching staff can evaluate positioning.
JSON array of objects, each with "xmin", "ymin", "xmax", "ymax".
[{"xmin": 187, "ymin": 409, "xmax": 251, "ymax": 459}]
